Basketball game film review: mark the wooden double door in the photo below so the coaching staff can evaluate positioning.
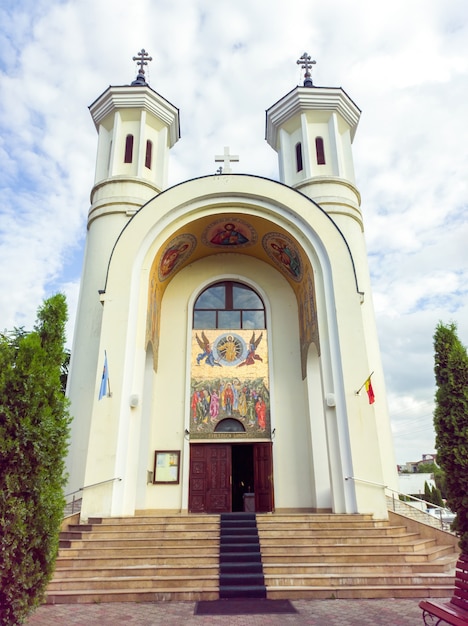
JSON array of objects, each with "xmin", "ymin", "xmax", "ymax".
[{"xmin": 188, "ymin": 442, "xmax": 274, "ymax": 513}]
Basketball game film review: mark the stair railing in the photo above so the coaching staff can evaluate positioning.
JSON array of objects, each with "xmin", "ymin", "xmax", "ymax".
[
  {"xmin": 64, "ymin": 477, "xmax": 122, "ymax": 515},
  {"xmin": 345, "ymin": 475, "xmax": 453, "ymax": 531}
]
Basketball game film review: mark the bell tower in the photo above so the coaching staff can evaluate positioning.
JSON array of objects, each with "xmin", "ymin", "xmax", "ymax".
[
  {"xmin": 265, "ymin": 53, "xmax": 362, "ymax": 234},
  {"xmin": 89, "ymin": 49, "xmax": 180, "ymax": 227},
  {"xmin": 66, "ymin": 51, "xmax": 179, "ymax": 496}
]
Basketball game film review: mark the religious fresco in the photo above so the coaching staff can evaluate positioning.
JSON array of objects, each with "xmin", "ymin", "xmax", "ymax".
[
  {"xmin": 145, "ymin": 214, "xmax": 318, "ymax": 378},
  {"xmin": 202, "ymin": 217, "xmax": 257, "ymax": 249},
  {"xmin": 190, "ymin": 329, "xmax": 270, "ymax": 439},
  {"xmin": 298, "ymin": 263, "xmax": 320, "ymax": 377},
  {"xmin": 262, "ymin": 232, "xmax": 303, "ymax": 282},
  {"xmin": 146, "ymin": 272, "xmax": 163, "ymax": 367},
  {"xmin": 158, "ymin": 233, "xmax": 197, "ymax": 282}
]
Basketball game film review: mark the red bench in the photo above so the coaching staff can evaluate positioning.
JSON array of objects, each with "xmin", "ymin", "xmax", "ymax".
[{"xmin": 419, "ymin": 555, "xmax": 468, "ymax": 625}]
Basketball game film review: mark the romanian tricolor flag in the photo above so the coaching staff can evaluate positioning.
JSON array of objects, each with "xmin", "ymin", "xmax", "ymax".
[{"xmin": 365, "ymin": 376, "xmax": 375, "ymax": 404}]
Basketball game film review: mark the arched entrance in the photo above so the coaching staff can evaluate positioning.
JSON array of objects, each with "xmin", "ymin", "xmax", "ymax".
[{"xmin": 187, "ymin": 278, "xmax": 274, "ymax": 513}]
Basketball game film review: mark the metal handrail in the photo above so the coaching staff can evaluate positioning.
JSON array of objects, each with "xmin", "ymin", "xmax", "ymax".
[
  {"xmin": 64, "ymin": 477, "xmax": 122, "ymax": 515},
  {"xmin": 345, "ymin": 476, "xmax": 387, "ymax": 489},
  {"xmin": 345, "ymin": 475, "xmax": 454, "ymax": 531}
]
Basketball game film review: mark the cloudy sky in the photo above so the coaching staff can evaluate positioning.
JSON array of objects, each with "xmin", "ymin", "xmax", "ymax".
[{"xmin": 1, "ymin": 0, "xmax": 467, "ymax": 466}]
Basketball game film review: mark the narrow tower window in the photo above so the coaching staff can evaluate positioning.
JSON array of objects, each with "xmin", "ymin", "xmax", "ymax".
[
  {"xmin": 295, "ymin": 142, "xmax": 303, "ymax": 172},
  {"xmin": 107, "ymin": 140, "xmax": 113, "ymax": 174},
  {"xmin": 315, "ymin": 137, "xmax": 325, "ymax": 165},
  {"xmin": 145, "ymin": 140, "xmax": 153, "ymax": 169},
  {"xmin": 124, "ymin": 134, "xmax": 134, "ymax": 163}
]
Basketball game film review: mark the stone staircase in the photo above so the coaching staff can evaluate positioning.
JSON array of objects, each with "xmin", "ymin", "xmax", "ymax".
[
  {"xmin": 47, "ymin": 512, "xmax": 458, "ymax": 604},
  {"xmin": 257, "ymin": 513, "xmax": 457, "ymax": 599},
  {"xmin": 49, "ymin": 515, "xmax": 220, "ymax": 603}
]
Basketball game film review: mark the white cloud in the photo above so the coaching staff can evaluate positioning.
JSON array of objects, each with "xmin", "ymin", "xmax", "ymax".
[{"xmin": 1, "ymin": 0, "xmax": 467, "ymax": 466}]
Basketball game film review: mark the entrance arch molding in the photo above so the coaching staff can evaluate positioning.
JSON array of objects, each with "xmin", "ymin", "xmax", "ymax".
[{"xmin": 99, "ymin": 175, "xmax": 359, "ymax": 515}]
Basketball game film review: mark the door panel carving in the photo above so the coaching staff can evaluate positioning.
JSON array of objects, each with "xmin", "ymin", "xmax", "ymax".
[
  {"xmin": 189, "ymin": 444, "xmax": 232, "ymax": 513},
  {"xmin": 189, "ymin": 442, "xmax": 273, "ymax": 513},
  {"xmin": 254, "ymin": 442, "xmax": 274, "ymax": 512}
]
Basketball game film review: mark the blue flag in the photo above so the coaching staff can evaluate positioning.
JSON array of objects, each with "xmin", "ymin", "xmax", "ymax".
[{"xmin": 98, "ymin": 352, "xmax": 109, "ymax": 400}]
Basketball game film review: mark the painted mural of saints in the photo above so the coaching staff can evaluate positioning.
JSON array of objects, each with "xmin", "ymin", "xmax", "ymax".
[
  {"xmin": 263, "ymin": 232, "xmax": 303, "ymax": 281},
  {"xmin": 210, "ymin": 223, "xmax": 249, "ymax": 246},
  {"xmin": 158, "ymin": 234, "xmax": 196, "ymax": 281},
  {"xmin": 160, "ymin": 243, "xmax": 189, "ymax": 278},
  {"xmin": 202, "ymin": 217, "xmax": 257, "ymax": 249},
  {"xmin": 270, "ymin": 240, "xmax": 300, "ymax": 278}
]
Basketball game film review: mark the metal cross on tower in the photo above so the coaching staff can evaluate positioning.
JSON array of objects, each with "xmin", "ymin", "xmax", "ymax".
[
  {"xmin": 296, "ymin": 52, "xmax": 316, "ymax": 87},
  {"xmin": 133, "ymin": 49, "xmax": 153, "ymax": 76},
  {"xmin": 215, "ymin": 146, "xmax": 239, "ymax": 174}
]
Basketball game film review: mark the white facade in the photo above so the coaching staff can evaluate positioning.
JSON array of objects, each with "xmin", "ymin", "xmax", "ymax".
[
  {"xmin": 399, "ymin": 473, "xmax": 436, "ymax": 497},
  {"xmin": 66, "ymin": 65, "xmax": 398, "ymax": 522}
]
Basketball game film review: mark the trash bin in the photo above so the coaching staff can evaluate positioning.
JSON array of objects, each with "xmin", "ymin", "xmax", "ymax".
[{"xmin": 243, "ymin": 493, "xmax": 255, "ymax": 512}]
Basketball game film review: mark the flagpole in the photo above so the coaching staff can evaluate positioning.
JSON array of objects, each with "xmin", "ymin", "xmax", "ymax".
[
  {"xmin": 355, "ymin": 371, "xmax": 374, "ymax": 395},
  {"xmin": 105, "ymin": 350, "xmax": 111, "ymax": 398}
]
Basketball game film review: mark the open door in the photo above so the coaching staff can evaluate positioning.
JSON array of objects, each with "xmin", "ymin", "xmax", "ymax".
[
  {"xmin": 189, "ymin": 442, "xmax": 273, "ymax": 513},
  {"xmin": 254, "ymin": 442, "xmax": 274, "ymax": 512}
]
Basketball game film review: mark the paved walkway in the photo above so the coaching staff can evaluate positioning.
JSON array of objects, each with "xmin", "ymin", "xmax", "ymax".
[{"xmin": 26, "ymin": 598, "xmax": 433, "ymax": 625}]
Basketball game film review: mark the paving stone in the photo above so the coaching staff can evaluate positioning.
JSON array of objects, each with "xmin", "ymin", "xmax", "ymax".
[{"xmin": 25, "ymin": 597, "xmax": 439, "ymax": 625}]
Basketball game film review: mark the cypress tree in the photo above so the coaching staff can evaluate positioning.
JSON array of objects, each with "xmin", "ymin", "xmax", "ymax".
[
  {"xmin": 424, "ymin": 480, "xmax": 432, "ymax": 503},
  {"xmin": 0, "ymin": 294, "xmax": 71, "ymax": 625},
  {"xmin": 433, "ymin": 321, "xmax": 468, "ymax": 553}
]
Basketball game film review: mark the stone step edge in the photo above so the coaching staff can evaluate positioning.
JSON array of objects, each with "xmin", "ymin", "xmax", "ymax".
[
  {"xmin": 59, "ymin": 536, "xmax": 440, "ymax": 545},
  {"xmin": 50, "ymin": 563, "xmax": 455, "ymax": 583},
  {"xmin": 50, "ymin": 571, "xmax": 454, "ymax": 583},
  {"xmin": 46, "ymin": 582, "xmax": 454, "ymax": 597},
  {"xmin": 50, "ymin": 574, "xmax": 219, "ymax": 584},
  {"xmin": 45, "ymin": 588, "xmax": 218, "ymax": 603}
]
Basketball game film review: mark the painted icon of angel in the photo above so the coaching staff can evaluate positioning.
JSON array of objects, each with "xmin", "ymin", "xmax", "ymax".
[
  {"xmin": 196, "ymin": 332, "xmax": 221, "ymax": 367},
  {"xmin": 237, "ymin": 331, "xmax": 263, "ymax": 367}
]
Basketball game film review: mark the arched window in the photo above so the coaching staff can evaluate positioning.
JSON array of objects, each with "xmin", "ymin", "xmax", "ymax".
[
  {"xmin": 193, "ymin": 281, "xmax": 265, "ymax": 330},
  {"xmin": 315, "ymin": 137, "xmax": 325, "ymax": 165},
  {"xmin": 124, "ymin": 134, "xmax": 134, "ymax": 163},
  {"xmin": 295, "ymin": 142, "xmax": 303, "ymax": 172},
  {"xmin": 145, "ymin": 140, "xmax": 153, "ymax": 169}
]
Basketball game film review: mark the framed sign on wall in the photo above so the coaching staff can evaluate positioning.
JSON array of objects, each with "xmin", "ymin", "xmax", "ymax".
[{"xmin": 153, "ymin": 450, "xmax": 180, "ymax": 484}]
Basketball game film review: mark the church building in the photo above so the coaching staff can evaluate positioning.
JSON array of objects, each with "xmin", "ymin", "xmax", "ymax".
[{"xmin": 66, "ymin": 51, "xmax": 398, "ymax": 522}]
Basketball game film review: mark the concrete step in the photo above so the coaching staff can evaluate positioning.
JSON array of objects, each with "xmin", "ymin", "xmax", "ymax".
[
  {"xmin": 257, "ymin": 526, "xmax": 409, "ymax": 538},
  {"xmin": 263, "ymin": 561, "xmax": 456, "ymax": 575},
  {"xmin": 256, "ymin": 513, "xmax": 375, "ymax": 523},
  {"xmin": 61, "ymin": 529, "xmax": 219, "ymax": 541},
  {"xmin": 260, "ymin": 533, "xmax": 436, "ymax": 550},
  {"xmin": 55, "ymin": 554, "xmax": 219, "ymax": 568},
  {"xmin": 261, "ymin": 545, "xmax": 455, "ymax": 563},
  {"xmin": 49, "ymin": 573, "xmax": 218, "ymax": 592},
  {"xmin": 52, "ymin": 564, "xmax": 219, "ymax": 579},
  {"xmin": 257, "ymin": 521, "xmax": 407, "ymax": 531},
  {"xmin": 46, "ymin": 587, "xmax": 218, "ymax": 604},
  {"xmin": 87, "ymin": 515, "xmax": 219, "ymax": 525},
  {"xmin": 264, "ymin": 572, "xmax": 453, "ymax": 588},
  {"xmin": 262, "ymin": 533, "xmax": 427, "ymax": 547},
  {"xmin": 58, "ymin": 546, "xmax": 219, "ymax": 558},
  {"xmin": 266, "ymin": 584, "xmax": 454, "ymax": 600},
  {"xmin": 59, "ymin": 537, "xmax": 219, "ymax": 549},
  {"xmin": 69, "ymin": 519, "xmax": 219, "ymax": 528}
]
